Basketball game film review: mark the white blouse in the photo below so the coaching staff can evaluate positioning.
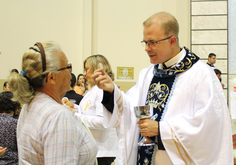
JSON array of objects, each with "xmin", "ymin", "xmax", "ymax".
[{"xmin": 75, "ymin": 86, "xmax": 118, "ymax": 158}]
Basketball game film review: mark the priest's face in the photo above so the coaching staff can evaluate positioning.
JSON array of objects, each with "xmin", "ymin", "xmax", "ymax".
[{"xmin": 143, "ymin": 23, "xmax": 175, "ymax": 64}]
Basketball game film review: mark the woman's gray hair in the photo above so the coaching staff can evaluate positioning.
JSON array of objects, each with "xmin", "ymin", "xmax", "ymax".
[{"xmin": 8, "ymin": 41, "xmax": 62, "ymax": 104}]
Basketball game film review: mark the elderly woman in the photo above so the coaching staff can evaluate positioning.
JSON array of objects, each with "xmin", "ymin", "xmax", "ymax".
[
  {"xmin": 74, "ymin": 55, "xmax": 117, "ymax": 165},
  {"xmin": 8, "ymin": 41, "xmax": 97, "ymax": 164},
  {"xmin": 0, "ymin": 91, "xmax": 20, "ymax": 164}
]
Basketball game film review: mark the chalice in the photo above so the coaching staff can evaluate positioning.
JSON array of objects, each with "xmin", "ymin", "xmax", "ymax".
[{"xmin": 134, "ymin": 105, "xmax": 155, "ymax": 146}]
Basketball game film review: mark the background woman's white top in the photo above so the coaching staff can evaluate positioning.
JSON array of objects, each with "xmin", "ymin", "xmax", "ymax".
[{"xmin": 75, "ymin": 86, "xmax": 118, "ymax": 158}]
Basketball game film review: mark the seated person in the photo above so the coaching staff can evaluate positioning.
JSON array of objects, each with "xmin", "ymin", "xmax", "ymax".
[
  {"xmin": 74, "ymin": 74, "xmax": 91, "ymax": 95},
  {"xmin": 3, "ymin": 81, "xmax": 11, "ymax": 92},
  {"xmin": 3, "ymin": 81, "xmax": 22, "ymax": 118},
  {"xmin": 11, "ymin": 69, "xmax": 19, "ymax": 74},
  {"xmin": 63, "ymin": 73, "xmax": 83, "ymax": 105},
  {"xmin": 214, "ymin": 69, "xmax": 224, "ymax": 88},
  {"xmin": 0, "ymin": 91, "xmax": 20, "ymax": 164}
]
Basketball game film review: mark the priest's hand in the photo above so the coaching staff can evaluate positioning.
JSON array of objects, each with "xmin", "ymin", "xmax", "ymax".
[
  {"xmin": 137, "ymin": 119, "xmax": 159, "ymax": 137},
  {"xmin": 92, "ymin": 68, "xmax": 114, "ymax": 93}
]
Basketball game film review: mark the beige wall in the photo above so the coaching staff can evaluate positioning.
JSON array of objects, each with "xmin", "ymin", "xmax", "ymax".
[
  {"xmin": 190, "ymin": 0, "xmax": 228, "ymax": 100},
  {"xmin": 0, "ymin": 79, "xmax": 6, "ymax": 93},
  {"xmin": 92, "ymin": 0, "xmax": 190, "ymax": 84},
  {"xmin": 0, "ymin": 0, "xmax": 190, "ymax": 92},
  {"xmin": 0, "ymin": 0, "xmax": 85, "ymax": 79}
]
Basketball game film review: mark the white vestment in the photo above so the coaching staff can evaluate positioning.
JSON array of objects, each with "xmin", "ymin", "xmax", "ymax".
[
  {"xmin": 103, "ymin": 60, "xmax": 233, "ymax": 165},
  {"xmin": 75, "ymin": 86, "xmax": 118, "ymax": 158}
]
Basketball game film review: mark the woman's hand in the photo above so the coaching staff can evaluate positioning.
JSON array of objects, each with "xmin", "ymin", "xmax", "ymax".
[{"xmin": 62, "ymin": 98, "xmax": 76, "ymax": 113}]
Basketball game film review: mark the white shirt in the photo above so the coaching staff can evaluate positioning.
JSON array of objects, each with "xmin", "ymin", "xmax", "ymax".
[{"xmin": 75, "ymin": 86, "xmax": 118, "ymax": 158}]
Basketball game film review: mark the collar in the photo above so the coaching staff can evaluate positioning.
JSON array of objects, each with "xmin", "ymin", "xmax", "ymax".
[
  {"xmin": 207, "ymin": 62, "xmax": 214, "ymax": 67},
  {"xmin": 160, "ymin": 48, "xmax": 186, "ymax": 69},
  {"xmin": 153, "ymin": 47, "xmax": 200, "ymax": 78}
]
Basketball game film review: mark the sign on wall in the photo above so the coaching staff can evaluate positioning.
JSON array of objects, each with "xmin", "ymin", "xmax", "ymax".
[{"xmin": 117, "ymin": 67, "xmax": 134, "ymax": 80}]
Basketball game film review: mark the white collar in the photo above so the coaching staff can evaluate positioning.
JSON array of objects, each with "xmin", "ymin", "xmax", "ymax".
[{"xmin": 160, "ymin": 48, "xmax": 186, "ymax": 69}]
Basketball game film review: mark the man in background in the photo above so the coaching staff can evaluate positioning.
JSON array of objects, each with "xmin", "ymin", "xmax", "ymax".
[{"xmin": 207, "ymin": 53, "xmax": 217, "ymax": 68}]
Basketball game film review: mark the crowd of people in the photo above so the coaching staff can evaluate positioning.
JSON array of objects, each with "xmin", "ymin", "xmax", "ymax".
[
  {"xmin": 0, "ymin": 91, "xmax": 20, "ymax": 164},
  {"xmin": 0, "ymin": 11, "xmax": 233, "ymax": 165},
  {"xmin": 1, "ymin": 69, "xmax": 21, "ymax": 163}
]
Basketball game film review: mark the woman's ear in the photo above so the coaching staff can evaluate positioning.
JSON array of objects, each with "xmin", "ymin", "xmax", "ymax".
[{"xmin": 46, "ymin": 72, "xmax": 56, "ymax": 85}]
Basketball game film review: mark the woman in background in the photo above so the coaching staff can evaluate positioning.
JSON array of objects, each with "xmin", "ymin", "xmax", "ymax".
[
  {"xmin": 75, "ymin": 74, "xmax": 86, "ymax": 95},
  {"xmin": 0, "ymin": 91, "xmax": 20, "ymax": 164},
  {"xmin": 75, "ymin": 74, "xmax": 91, "ymax": 95},
  {"xmin": 75, "ymin": 55, "xmax": 117, "ymax": 165}
]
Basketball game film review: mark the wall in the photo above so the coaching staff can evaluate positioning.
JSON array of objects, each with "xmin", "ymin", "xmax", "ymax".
[
  {"xmin": 190, "ymin": 0, "xmax": 228, "ymax": 99},
  {"xmin": 92, "ymin": 0, "xmax": 191, "ymax": 84},
  {"xmin": 0, "ymin": 0, "xmax": 191, "ymax": 93},
  {"xmin": 229, "ymin": 0, "xmax": 236, "ymax": 138},
  {"xmin": 0, "ymin": 0, "xmax": 84, "ymax": 79},
  {"xmin": 229, "ymin": 0, "xmax": 236, "ymax": 96}
]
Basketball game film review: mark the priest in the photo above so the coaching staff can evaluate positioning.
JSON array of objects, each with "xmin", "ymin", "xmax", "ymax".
[{"xmin": 93, "ymin": 12, "xmax": 233, "ymax": 165}]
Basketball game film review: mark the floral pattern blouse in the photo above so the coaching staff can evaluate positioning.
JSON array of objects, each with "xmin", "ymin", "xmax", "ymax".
[{"xmin": 0, "ymin": 113, "xmax": 18, "ymax": 165}]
